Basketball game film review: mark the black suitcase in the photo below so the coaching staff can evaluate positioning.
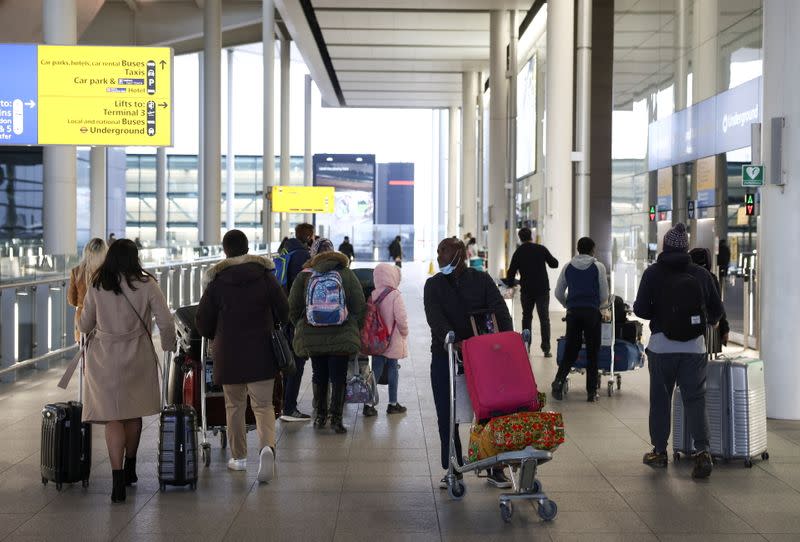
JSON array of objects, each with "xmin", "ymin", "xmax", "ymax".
[
  {"xmin": 158, "ymin": 404, "xmax": 199, "ymax": 491},
  {"xmin": 175, "ymin": 305, "xmax": 202, "ymax": 360},
  {"xmin": 41, "ymin": 340, "xmax": 91, "ymax": 491}
]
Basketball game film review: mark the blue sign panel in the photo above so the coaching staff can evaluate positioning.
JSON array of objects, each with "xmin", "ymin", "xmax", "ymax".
[
  {"xmin": 0, "ymin": 44, "xmax": 38, "ymax": 145},
  {"xmin": 647, "ymin": 77, "xmax": 762, "ymax": 171}
]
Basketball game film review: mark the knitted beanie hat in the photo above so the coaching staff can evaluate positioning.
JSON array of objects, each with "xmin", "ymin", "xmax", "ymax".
[
  {"xmin": 663, "ymin": 223, "xmax": 689, "ymax": 251},
  {"xmin": 310, "ymin": 237, "xmax": 334, "ymax": 257}
]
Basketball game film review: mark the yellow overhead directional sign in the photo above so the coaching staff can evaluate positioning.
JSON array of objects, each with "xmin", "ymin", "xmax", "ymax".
[
  {"xmin": 37, "ymin": 45, "xmax": 173, "ymax": 146},
  {"xmin": 271, "ymin": 186, "xmax": 335, "ymax": 214}
]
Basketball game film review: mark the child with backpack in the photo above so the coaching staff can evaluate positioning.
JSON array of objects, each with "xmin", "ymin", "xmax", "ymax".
[
  {"xmin": 288, "ymin": 238, "xmax": 366, "ymax": 434},
  {"xmin": 361, "ymin": 263, "xmax": 409, "ymax": 417}
]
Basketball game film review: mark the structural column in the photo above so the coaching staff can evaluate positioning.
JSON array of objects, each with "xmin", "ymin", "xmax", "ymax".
[
  {"xmin": 202, "ymin": 0, "xmax": 222, "ymax": 245},
  {"xmin": 438, "ymin": 110, "xmax": 447, "ymax": 231},
  {"xmin": 226, "ymin": 49, "xmax": 235, "ymax": 231},
  {"xmin": 304, "ymin": 74, "xmax": 313, "ymax": 224},
  {"xmin": 89, "ymin": 147, "xmax": 106, "ymax": 241},
  {"xmin": 673, "ymin": 0, "xmax": 690, "ymax": 227},
  {"xmin": 279, "ymin": 37, "xmax": 291, "ymax": 240},
  {"xmin": 543, "ymin": 0, "xmax": 575, "ymax": 279},
  {"xmin": 156, "ymin": 147, "xmax": 167, "ymax": 243},
  {"xmin": 574, "ymin": 0, "xmax": 592, "ymax": 239},
  {"xmin": 197, "ymin": 52, "xmax": 205, "ymax": 241},
  {"xmin": 761, "ymin": 0, "xmax": 800, "ymax": 420},
  {"xmin": 262, "ymin": 0, "xmax": 275, "ymax": 246},
  {"xmin": 447, "ymin": 106, "xmax": 459, "ymax": 236},
  {"xmin": 42, "ymin": 0, "xmax": 77, "ymax": 255},
  {"xmin": 487, "ymin": 10, "xmax": 510, "ymax": 277},
  {"xmin": 461, "ymin": 72, "xmax": 478, "ymax": 240}
]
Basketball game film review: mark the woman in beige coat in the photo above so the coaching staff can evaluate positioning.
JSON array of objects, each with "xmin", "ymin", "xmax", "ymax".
[
  {"xmin": 79, "ymin": 239, "xmax": 176, "ymax": 504},
  {"xmin": 67, "ymin": 238, "xmax": 107, "ymax": 342}
]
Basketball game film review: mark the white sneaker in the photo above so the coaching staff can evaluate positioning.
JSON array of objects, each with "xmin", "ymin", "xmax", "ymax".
[
  {"xmin": 227, "ymin": 458, "xmax": 247, "ymax": 471},
  {"xmin": 257, "ymin": 447, "xmax": 275, "ymax": 483}
]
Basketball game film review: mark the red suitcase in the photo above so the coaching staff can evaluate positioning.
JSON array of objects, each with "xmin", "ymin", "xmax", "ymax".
[{"xmin": 462, "ymin": 331, "xmax": 540, "ymax": 421}]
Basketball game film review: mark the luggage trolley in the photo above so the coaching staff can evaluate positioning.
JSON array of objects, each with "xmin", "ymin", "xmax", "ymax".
[
  {"xmin": 170, "ymin": 306, "xmax": 256, "ymax": 467},
  {"xmin": 557, "ymin": 298, "xmax": 645, "ymax": 397},
  {"xmin": 444, "ymin": 330, "xmax": 558, "ymax": 523}
]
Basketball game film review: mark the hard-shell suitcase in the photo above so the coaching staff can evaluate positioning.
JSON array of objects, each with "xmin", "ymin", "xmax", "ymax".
[
  {"xmin": 42, "ymin": 339, "xmax": 91, "ymax": 490},
  {"xmin": 673, "ymin": 357, "xmax": 769, "ymax": 467},
  {"xmin": 40, "ymin": 401, "xmax": 91, "ymax": 490},
  {"xmin": 174, "ymin": 304, "xmax": 201, "ymax": 360},
  {"xmin": 158, "ymin": 404, "xmax": 199, "ymax": 491},
  {"xmin": 461, "ymin": 331, "xmax": 539, "ymax": 421}
]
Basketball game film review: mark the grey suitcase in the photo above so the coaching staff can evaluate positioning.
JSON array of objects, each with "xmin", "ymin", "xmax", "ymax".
[{"xmin": 673, "ymin": 357, "xmax": 769, "ymax": 467}]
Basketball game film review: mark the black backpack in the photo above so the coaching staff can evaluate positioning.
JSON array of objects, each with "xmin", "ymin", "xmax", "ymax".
[{"xmin": 655, "ymin": 266, "xmax": 707, "ymax": 341}]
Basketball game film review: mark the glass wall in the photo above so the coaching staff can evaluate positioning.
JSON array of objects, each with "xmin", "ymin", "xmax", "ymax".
[
  {"xmin": 125, "ymin": 154, "xmax": 305, "ymax": 244},
  {"xmin": 611, "ymin": 0, "xmax": 764, "ymax": 302}
]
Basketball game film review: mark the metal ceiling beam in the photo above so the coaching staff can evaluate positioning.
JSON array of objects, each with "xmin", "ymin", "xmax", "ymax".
[{"xmin": 122, "ymin": 0, "xmax": 139, "ymax": 12}]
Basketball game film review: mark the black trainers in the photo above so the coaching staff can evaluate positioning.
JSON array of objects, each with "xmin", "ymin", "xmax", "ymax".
[
  {"xmin": 643, "ymin": 449, "xmax": 668, "ymax": 468},
  {"xmin": 543, "ymin": 351, "xmax": 553, "ymax": 358},
  {"xmin": 692, "ymin": 451, "xmax": 713, "ymax": 479},
  {"xmin": 280, "ymin": 409, "xmax": 311, "ymax": 422},
  {"xmin": 362, "ymin": 404, "xmax": 378, "ymax": 417},
  {"xmin": 551, "ymin": 380, "xmax": 564, "ymax": 401},
  {"xmin": 587, "ymin": 392, "xmax": 599, "ymax": 402},
  {"xmin": 486, "ymin": 468, "xmax": 512, "ymax": 489},
  {"xmin": 386, "ymin": 403, "xmax": 407, "ymax": 414}
]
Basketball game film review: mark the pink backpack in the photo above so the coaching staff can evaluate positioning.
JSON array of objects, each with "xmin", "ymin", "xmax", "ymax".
[{"xmin": 360, "ymin": 287, "xmax": 396, "ymax": 355}]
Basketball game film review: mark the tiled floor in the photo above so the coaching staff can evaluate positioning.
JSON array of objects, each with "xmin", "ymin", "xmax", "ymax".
[{"xmin": 1, "ymin": 262, "xmax": 799, "ymax": 541}]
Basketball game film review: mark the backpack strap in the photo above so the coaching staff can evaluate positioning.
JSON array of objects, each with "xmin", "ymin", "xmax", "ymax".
[{"xmin": 374, "ymin": 287, "xmax": 395, "ymax": 305}]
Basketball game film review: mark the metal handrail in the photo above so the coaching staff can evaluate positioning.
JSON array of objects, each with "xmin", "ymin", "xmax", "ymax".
[{"xmin": 0, "ymin": 249, "xmax": 273, "ymax": 380}]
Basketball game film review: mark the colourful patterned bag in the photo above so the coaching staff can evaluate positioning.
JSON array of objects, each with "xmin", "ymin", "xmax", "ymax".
[{"xmin": 468, "ymin": 411, "xmax": 565, "ymax": 462}]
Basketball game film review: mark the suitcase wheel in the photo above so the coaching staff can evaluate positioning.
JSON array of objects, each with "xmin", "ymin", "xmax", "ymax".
[
  {"xmin": 82, "ymin": 479, "xmax": 89, "ymax": 489},
  {"xmin": 160, "ymin": 482, "xmax": 166, "ymax": 492},
  {"xmin": 607, "ymin": 381, "xmax": 615, "ymax": 397},
  {"xmin": 56, "ymin": 483, "xmax": 63, "ymax": 491},
  {"xmin": 202, "ymin": 444, "xmax": 211, "ymax": 467},
  {"xmin": 190, "ymin": 482, "xmax": 197, "ymax": 491},
  {"xmin": 220, "ymin": 430, "xmax": 227, "ymax": 449},
  {"xmin": 744, "ymin": 459, "xmax": 753, "ymax": 468},
  {"xmin": 762, "ymin": 451, "xmax": 770, "ymax": 461},
  {"xmin": 673, "ymin": 452, "xmax": 681, "ymax": 462},
  {"xmin": 42, "ymin": 477, "xmax": 48, "ymax": 486}
]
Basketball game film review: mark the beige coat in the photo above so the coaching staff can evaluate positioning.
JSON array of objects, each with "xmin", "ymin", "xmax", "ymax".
[{"xmin": 78, "ymin": 276, "xmax": 176, "ymax": 423}]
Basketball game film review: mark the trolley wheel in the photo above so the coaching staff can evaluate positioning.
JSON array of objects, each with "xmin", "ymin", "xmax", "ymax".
[
  {"xmin": 220, "ymin": 430, "xmax": 227, "ymax": 449},
  {"xmin": 82, "ymin": 479, "xmax": 89, "ymax": 488},
  {"xmin": 673, "ymin": 452, "xmax": 681, "ymax": 462},
  {"xmin": 745, "ymin": 459, "xmax": 753, "ymax": 468},
  {"xmin": 202, "ymin": 443, "xmax": 211, "ymax": 467},
  {"xmin": 616, "ymin": 374, "xmax": 622, "ymax": 390},
  {"xmin": 190, "ymin": 482, "xmax": 197, "ymax": 491},
  {"xmin": 42, "ymin": 477, "xmax": 48, "ymax": 486},
  {"xmin": 159, "ymin": 482, "xmax": 166, "ymax": 492},
  {"xmin": 499, "ymin": 500, "xmax": 513, "ymax": 523},
  {"xmin": 56, "ymin": 483, "xmax": 63, "ymax": 491},
  {"xmin": 448, "ymin": 480, "xmax": 466, "ymax": 500},
  {"xmin": 537, "ymin": 499, "xmax": 558, "ymax": 521},
  {"xmin": 562, "ymin": 379, "xmax": 570, "ymax": 396},
  {"xmin": 607, "ymin": 381, "xmax": 614, "ymax": 397},
  {"xmin": 762, "ymin": 451, "xmax": 770, "ymax": 461}
]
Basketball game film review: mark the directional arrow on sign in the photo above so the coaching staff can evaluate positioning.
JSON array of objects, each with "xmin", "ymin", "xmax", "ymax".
[
  {"xmin": 25, "ymin": 99, "xmax": 35, "ymax": 109},
  {"xmin": 158, "ymin": 102, "xmax": 168, "ymax": 108},
  {"xmin": 160, "ymin": 60, "xmax": 167, "ymax": 69}
]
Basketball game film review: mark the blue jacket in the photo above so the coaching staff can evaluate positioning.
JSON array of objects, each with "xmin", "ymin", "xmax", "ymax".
[
  {"xmin": 554, "ymin": 254, "xmax": 609, "ymax": 310},
  {"xmin": 282, "ymin": 237, "xmax": 311, "ymax": 292}
]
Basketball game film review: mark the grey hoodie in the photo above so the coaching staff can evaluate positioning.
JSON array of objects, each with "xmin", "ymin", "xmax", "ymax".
[{"xmin": 554, "ymin": 254, "xmax": 610, "ymax": 310}]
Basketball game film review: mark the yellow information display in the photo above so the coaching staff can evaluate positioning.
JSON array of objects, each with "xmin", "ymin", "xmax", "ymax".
[
  {"xmin": 37, "ymin": 45, "xmax": 172, "ymax": 146},
  {"xmin": 271, "ymin": 186, "xmax": 335, "ymax": 214}
]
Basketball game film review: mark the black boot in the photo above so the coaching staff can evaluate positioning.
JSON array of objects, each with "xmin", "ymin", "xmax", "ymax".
[
  {"xmin": 111, "ymin": 469, "xmax": 126, "ymax": 503},
  {"xmin": 124, "ymin": 456, "xmax": 138, "ymax": 486},
  {"xmin": 312, "ymin": 382, "xmax": 328, "ymax": 428},
  {"xmin": 551, "ymin": 379, "xmax": 564, "ymax": 401},
  {"xmin": 329, "ymin": 382, "xmax": 347, "ymax": 434}
]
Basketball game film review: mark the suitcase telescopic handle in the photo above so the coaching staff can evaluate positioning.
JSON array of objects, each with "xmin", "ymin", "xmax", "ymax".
[
  {"xmin": 161, "ymin": 350, "xmax": 172, "ymax": 408},
  {"xmin": 78, "ymin": 333, "xmax": 85, "ymax": 404}
]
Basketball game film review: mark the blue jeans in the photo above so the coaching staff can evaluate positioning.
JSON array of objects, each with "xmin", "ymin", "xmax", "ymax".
[{"xmin": 371, "ymin": 355, "xmax": 399, "ymax": 404}]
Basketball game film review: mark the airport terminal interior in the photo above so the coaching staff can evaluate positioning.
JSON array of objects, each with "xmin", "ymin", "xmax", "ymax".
[{"xmin": 3, "ymin": 0, "xmax": 800, "ymax": 540}]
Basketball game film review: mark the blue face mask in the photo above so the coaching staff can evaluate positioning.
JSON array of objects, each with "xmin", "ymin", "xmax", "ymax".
[{"xmin": 439, "ymin": 255, "xmax": 460, "ymax": 275}]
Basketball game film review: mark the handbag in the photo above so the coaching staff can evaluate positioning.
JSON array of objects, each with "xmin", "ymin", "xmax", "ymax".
[{"xmin": 271, "ymin": 309, "xmax": 296, "ymax": 376}]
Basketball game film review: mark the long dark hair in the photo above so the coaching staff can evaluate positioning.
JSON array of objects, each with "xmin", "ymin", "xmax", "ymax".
[{"xmin": 91, "ymin": 238, "xmax": 154, "ymax": 294}]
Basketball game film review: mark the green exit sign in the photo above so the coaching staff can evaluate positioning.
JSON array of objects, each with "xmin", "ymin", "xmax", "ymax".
[{"xmin": 742, "ymin": 165, "xmax": 765, "ymax": 187}]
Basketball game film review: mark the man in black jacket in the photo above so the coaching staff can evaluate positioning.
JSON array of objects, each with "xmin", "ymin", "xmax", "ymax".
[
  {"xmin": 634, "ymin": 223, "xmax": 724, "ymax": 479},
  {"xmin": 504, "ymin": 227, "xmax": 559, "ymax": 356},
  {"xmin": 424, "ymin": 238, "xmax": 513, "ymax": 489},
  {"xmin": 279, "ymin": 223, "xmax": 314, "ymax": 422},
  {"xmin": 338, "ymin": 236, "xmax": 355, "ymax": 262},
  {"xmin": 389, "ymin": 236, "xmax": 403, "ymax": 267}
]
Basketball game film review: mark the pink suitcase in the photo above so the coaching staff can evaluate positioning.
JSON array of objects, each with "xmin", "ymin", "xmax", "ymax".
[{"xmin": 461, "ymin": 331, "xmax": 540, "ymax": 421}]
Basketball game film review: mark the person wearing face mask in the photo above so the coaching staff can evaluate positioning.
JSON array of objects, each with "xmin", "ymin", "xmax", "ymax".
[{"xmin": 423, "ymin": 238, "xmax": 514, "ymax": 490}]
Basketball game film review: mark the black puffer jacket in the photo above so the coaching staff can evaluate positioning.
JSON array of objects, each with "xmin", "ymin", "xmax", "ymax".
[{"xmin": 196, "ymin": 255, "xmax": 289, "ymax": 385}]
